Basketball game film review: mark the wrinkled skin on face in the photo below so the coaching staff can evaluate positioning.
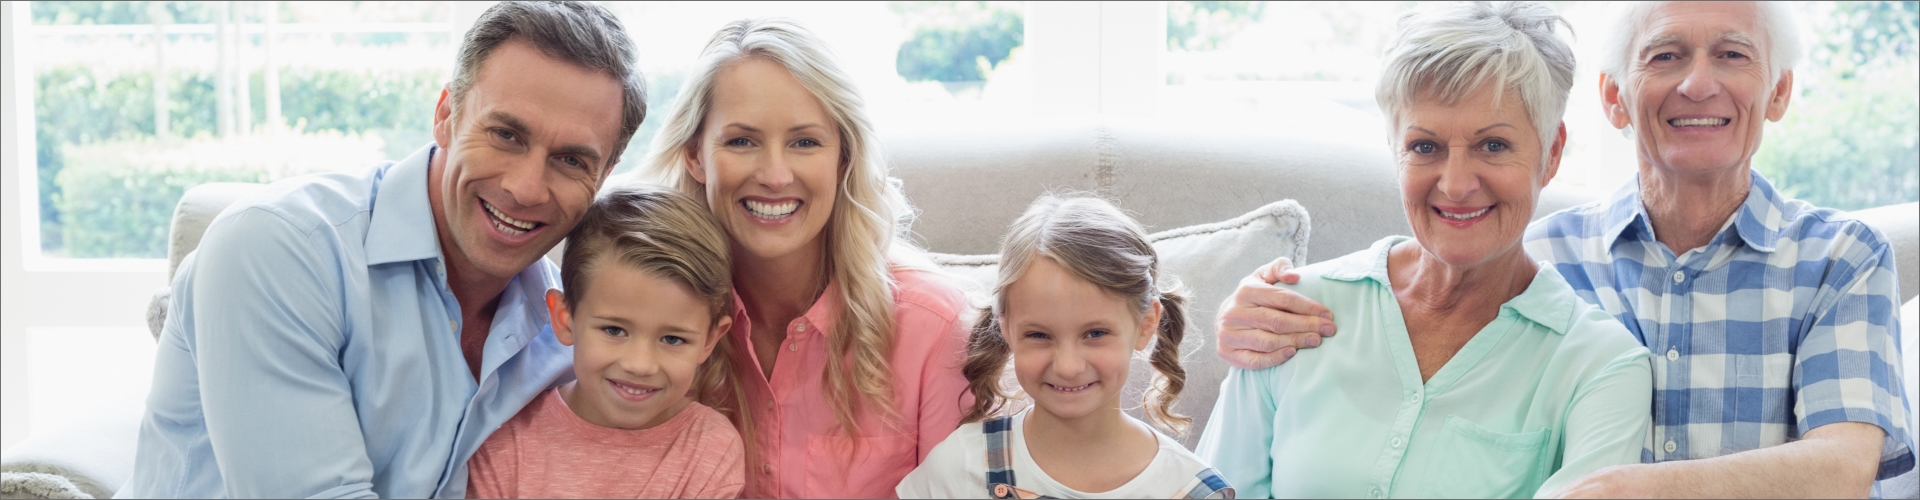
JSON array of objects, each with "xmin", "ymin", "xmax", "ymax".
[
  {"xmin": 1602, "ymin": 1, "xmax": 1792, "ymax": 177},
  {"xmin": 429, "ymin": 38, "xmax": 625, "ymax": 284},
  {"xmin": 1394, "ymin": 86, "xmax": 1564, "ymax": 271}
]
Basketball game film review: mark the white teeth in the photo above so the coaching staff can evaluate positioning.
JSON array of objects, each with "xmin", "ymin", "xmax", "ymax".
[
  {"xmin": 1439, "ymin": 207, "xmax": 1490, "ymax": 220},
  {"xmin": 483, "ymin": 201, "xmax": 537, "ymax": 231},
  {"xmin": 1049, "ymin": 382, "xmax": 1093, "ymax": 393},
  {"xmin": 612, "ymin": 381, "xmax": 655, "ymax": 395},
  {"xmin": 1669, "ymin": 118, "xmax": 1730, "ymax": 127},
  {"xmin": 743, "ymin": 200, "xmax": 799, "ymax": 219}
]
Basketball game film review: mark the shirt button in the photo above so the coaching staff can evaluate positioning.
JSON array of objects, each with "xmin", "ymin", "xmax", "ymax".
[
  {"xmin": 449, "ymin": 320, "xmax": 458, "ymax": 333},
  {"xmin": 788, "ymin": 343, "xmax": 798, "ymax": 352},
  {"xmin": 1672, "ymin": 271, "xmax": 1685, "ymax": 284},
  {"xmin": 796, "ymin": 322, "xmax": 806, "ymax": 332},
  {"xmin": 762, "ymin": 464, "xmax": 772, "ymax": 474},
  {"xmin": 1664, "ymin": 440, "xmax": 1678, "ymax": 453},
  {"xmin": 1410, "ymin": 393, "xmax": 1421, "ymax": 404},
  {"xmin": 1390, "ymin": 437, "xmax": 1403, "ymax": 448},
  {"xmin": 1370, "ymin": 487, "xmax": 1384, "ymax": 498},
  {"xmin": 1666, "ymin": 348, "xmax": 1680, "ymax": 362}
]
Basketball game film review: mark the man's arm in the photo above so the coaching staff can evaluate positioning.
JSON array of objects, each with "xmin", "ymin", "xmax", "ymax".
[
  {"xmin": 1214, "ymin": 257, "xmax": 1340, "ymax": 370},
  {"xmin": 190, "ymin": 208, "xmax": 379, "ymax": 498},
  {"xmin": 1546, "ymin": 422, "xmax": 1884, "ymax": 498},
  {"xmin": 1552, "ymin": 238, "xmax": 1910, "ymax": 498}
]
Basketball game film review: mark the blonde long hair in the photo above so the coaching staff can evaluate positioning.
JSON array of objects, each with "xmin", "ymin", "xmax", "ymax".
[{"xmin": 643, "ymin": 18, "xmax": 920, "ymax": 441}]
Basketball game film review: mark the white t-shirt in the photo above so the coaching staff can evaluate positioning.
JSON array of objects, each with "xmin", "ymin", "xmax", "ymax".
[{"xmin": 897, "ymin": 409, "xmax": 1229, "ymax": 499}]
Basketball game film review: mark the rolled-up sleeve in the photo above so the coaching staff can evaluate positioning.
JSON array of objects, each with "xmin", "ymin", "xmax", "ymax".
[
  {"xmin": 1197, "ymin": 366, "xmax": 1284, "ymax": 498},
  {"xmin": 1793, "ymin": 241, "xmax": 1913, "ymax": 480},
  {"xmin": 191, "ymin": 207, "xmax": 378, "ymax": 498}
]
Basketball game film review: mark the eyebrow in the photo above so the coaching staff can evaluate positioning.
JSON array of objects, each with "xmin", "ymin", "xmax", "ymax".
[
  {"xmin": 722, "ymin": 122, "xmax": 830, "ymax": 134},
  {"xmin": 1637, "ymin": 33, "xmax": 1685, "ymax": 60},
  {"xmin": 1719, "ymin": 31, "xmax": 1759, "ymax": 49},
  {"xmin": 487, "ymin": 110, "xmax": 606, "ymax": 168},
  {"xmin": 1476, "ymin": 123, "xmax": 1516, "ymax": 135},
  {"xmin": 585, "ymin": 315, "xmax": 702, "ymax": 336},
  {"xmin": 1405, "ymin": 125, "xmax": 1437, "ymax": 136}
]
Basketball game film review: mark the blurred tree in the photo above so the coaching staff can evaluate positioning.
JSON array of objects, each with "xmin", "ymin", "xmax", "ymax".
[
  {"xmin": 32, "ymin": 1, "xmax": 216, "ymax": 24},
  {"xmin": 893, "ymin": 2, "xmax": 1024, "ymax": 82},
  {"xmin": 1752, "ymin": 1, "xmax": 1919, "ymax": 210},
  {"xmin": 1168, "ymin": 1, "xmax": 1267, "ymax": 51}
]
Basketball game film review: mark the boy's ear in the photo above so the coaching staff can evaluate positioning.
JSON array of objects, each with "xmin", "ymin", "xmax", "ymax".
[
  {"xmin": 701, "ymin": 316, "xmax": 733, "ymax": 359},
  {"xmin": 1135, "ymin": 300, "xmax": 1163, "ymax": 352},
  {"xmin": 547, "ymin": 289, "xmax": 575, "ymax": 346}
]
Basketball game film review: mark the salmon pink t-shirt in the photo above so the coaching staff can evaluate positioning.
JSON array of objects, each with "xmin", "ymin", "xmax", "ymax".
[{"xmin": 465, "ymin": 387, "xmax": 744, "ymax": 498}]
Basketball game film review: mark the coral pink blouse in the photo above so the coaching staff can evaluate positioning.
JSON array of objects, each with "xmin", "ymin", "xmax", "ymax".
[{"xmin": 725, "ymin": 268, "xmax": 973, "ymax": 498}]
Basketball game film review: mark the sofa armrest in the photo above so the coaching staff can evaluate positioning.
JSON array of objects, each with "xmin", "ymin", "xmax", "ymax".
[{"xmin": 0, "ymin": 397, "xmax": 143, "ymax": 499}]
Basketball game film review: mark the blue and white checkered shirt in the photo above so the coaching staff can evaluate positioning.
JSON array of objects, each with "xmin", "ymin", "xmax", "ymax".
[{"xmin": 1524, "ymin": 170, "xmax": 1913, "ymax": 486}]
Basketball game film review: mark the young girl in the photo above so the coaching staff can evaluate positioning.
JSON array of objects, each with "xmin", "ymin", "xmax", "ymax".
[
  {"xmin": 896, "ymin": 195, "xmax": 1234, "ymax": 499},
  {"xmin": 466, "ymin": 184, "xmax": 749, "ymax": 499}
]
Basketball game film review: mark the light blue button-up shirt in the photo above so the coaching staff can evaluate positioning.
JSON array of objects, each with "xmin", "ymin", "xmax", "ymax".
[{"xmin": 120, "ymin": 144, "xmax": 572, "ymax": 499}]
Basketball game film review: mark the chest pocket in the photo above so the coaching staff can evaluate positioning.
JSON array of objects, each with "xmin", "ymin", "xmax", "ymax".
[{"xmin": 1425, "ymin": 415, "xmax": 1551, "ymax": 498}]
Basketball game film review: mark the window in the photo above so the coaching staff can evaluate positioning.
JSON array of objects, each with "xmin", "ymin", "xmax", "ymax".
[
  {"xmin": 22, "ymin": 1, "xmax": 1037, "ymax": 260},
  {"xmin": 1160, "ymin": 1, "xmax": 1919, "ymax": 209}
]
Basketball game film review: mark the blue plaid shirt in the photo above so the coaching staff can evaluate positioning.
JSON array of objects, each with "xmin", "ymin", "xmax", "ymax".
[{"xmin": 1524, "ymin": 171, "xmax": 1913, "ymax": 485}]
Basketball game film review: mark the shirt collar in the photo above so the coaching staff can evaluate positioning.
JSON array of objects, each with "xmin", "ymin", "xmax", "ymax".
[
  {"xmin": 365, "ymin": 143, "xmax": 444, "ymax": 265},
  {"xmin": 1323, "ymin": 235, "xmax": 1578, "ymax": 335},
  {"xmin": 1599, "ymin": 169, "xmax": 1785, "ymax": 254},
  {"xmin": 1729, "ymin": 170, "xmax": 1788, "ymax": 253}
]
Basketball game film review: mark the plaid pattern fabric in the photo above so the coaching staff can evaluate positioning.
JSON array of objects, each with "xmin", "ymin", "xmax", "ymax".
[
  {"xmin": 1184, "ymin": 468, "xmax": 1235, "ymax": 499},
  {"xmin": 983, "ymin": 416, "xmax": 1019, "ymax": 489},
  {"xmin": 1525, "ymin": 171, "xmax": 1914, "ymax": 483}
]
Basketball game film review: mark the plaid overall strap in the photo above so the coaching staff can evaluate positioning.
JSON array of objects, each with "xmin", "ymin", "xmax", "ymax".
[
  {"xmin": 1179, "ymin": 467, "xmax": 1236, "ymax": 499},
  {"xmin": 982, "ymin": 416, "xmax": 1018, "ymax": 490}
]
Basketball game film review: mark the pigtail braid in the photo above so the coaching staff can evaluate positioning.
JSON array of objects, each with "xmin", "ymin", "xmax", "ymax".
[
  {"xmin": 961, "ymin": 309, "xmax": 1013, "ymax": 423},
  {"xmin": 1143, "ymin": 285, "xmax": 1193, "ymax": 437}
]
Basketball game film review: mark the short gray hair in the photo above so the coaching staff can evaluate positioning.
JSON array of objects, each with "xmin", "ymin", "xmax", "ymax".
[
  {"xmin": 449, "ymin": 1, "xmax": 647, "ymax": 165},
  {"xmin": 1376, "ymin": 1, "xmax": 1575, "ymax": 160},
  {"xmin": 1599, "ymin": 1, "xmax": 1800, "ymax": 89}
]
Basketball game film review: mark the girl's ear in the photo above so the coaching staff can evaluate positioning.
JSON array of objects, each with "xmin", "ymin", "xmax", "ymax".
[
  {"xmin": 547, "ymin": 289, "xmax": 576, "ymax": 346},
  {"xmin": 701, "ymin": 316, "xmax": 732, "ymax": 359},
  {"xmin": 1136, "ymin": 299, "xmax": 1163, "ymax": 352}
]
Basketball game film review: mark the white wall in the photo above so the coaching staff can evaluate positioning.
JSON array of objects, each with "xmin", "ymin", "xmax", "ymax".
[
  {"xmin": 4, "ymin": 0, "xmax": 30, "ymax": 452},
  {"xmin": 3, "ymin": 1, "xmax": 170, "ymax": 453},
  {"xmin": 1027, "ymin": 1, "xmax": 1166, "ymax": 117}
]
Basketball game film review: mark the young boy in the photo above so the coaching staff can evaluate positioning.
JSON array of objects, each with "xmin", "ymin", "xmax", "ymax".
[{"xmin": 467, "ymin": 184, "xmax": 746, "ymax": 498}]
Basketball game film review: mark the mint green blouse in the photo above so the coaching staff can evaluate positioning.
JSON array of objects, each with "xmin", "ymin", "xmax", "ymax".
[{"xmin": 1196, "ymin": 236, "xmax": 1653, "ymax": 499}]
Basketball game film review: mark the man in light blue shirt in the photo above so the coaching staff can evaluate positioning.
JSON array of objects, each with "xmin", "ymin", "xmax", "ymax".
[{"xmin": 119, "ymin": 2, "xmax": 647, "ymax": 497}]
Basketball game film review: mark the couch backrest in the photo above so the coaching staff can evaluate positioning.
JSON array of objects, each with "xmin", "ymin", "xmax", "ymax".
[{"xmin": 882, "ymin": 114, "xmax": 1603, "ymax": 263}]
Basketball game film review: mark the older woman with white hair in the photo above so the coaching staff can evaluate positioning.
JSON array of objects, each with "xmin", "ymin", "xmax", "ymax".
[{"xmin": 1194, "ymin": 2, "xmax": 1653, "ymax": 498}]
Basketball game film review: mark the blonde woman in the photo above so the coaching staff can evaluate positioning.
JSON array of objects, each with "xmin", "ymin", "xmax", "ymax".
[{"xmin": 640, "ymin": 18, "xmax": 971, "ymax": 498}]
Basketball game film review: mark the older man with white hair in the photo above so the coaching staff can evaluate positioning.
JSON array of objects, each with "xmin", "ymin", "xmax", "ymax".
[{"xmin": 1212, "ymin": 2, "xmax": 1912, "ymax": 497}]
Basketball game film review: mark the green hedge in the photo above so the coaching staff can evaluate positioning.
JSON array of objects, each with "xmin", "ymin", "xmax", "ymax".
[
  {"xmin": 54, "ymin": 134, "xmax": 389, "ymax": 259},
  {"xmin": 34, "ymin": 66, "xmax": 444, "ymax": 256}
]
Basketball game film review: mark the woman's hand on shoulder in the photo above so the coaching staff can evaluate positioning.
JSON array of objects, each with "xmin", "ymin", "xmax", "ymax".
[{"xmin": 1214, "ymin": 256, "xmax": 1338, "ymax": 370}]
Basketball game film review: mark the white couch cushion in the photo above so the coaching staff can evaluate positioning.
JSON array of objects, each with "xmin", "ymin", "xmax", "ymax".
[{"xmin": 928, "ymin": 199, "xmax": 1310, "ymax": 449}]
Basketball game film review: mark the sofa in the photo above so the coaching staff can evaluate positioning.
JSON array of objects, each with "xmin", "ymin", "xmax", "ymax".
[{"xmin": 4, "ymin": 114, "xmax": 1916, "ymax": 498}]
